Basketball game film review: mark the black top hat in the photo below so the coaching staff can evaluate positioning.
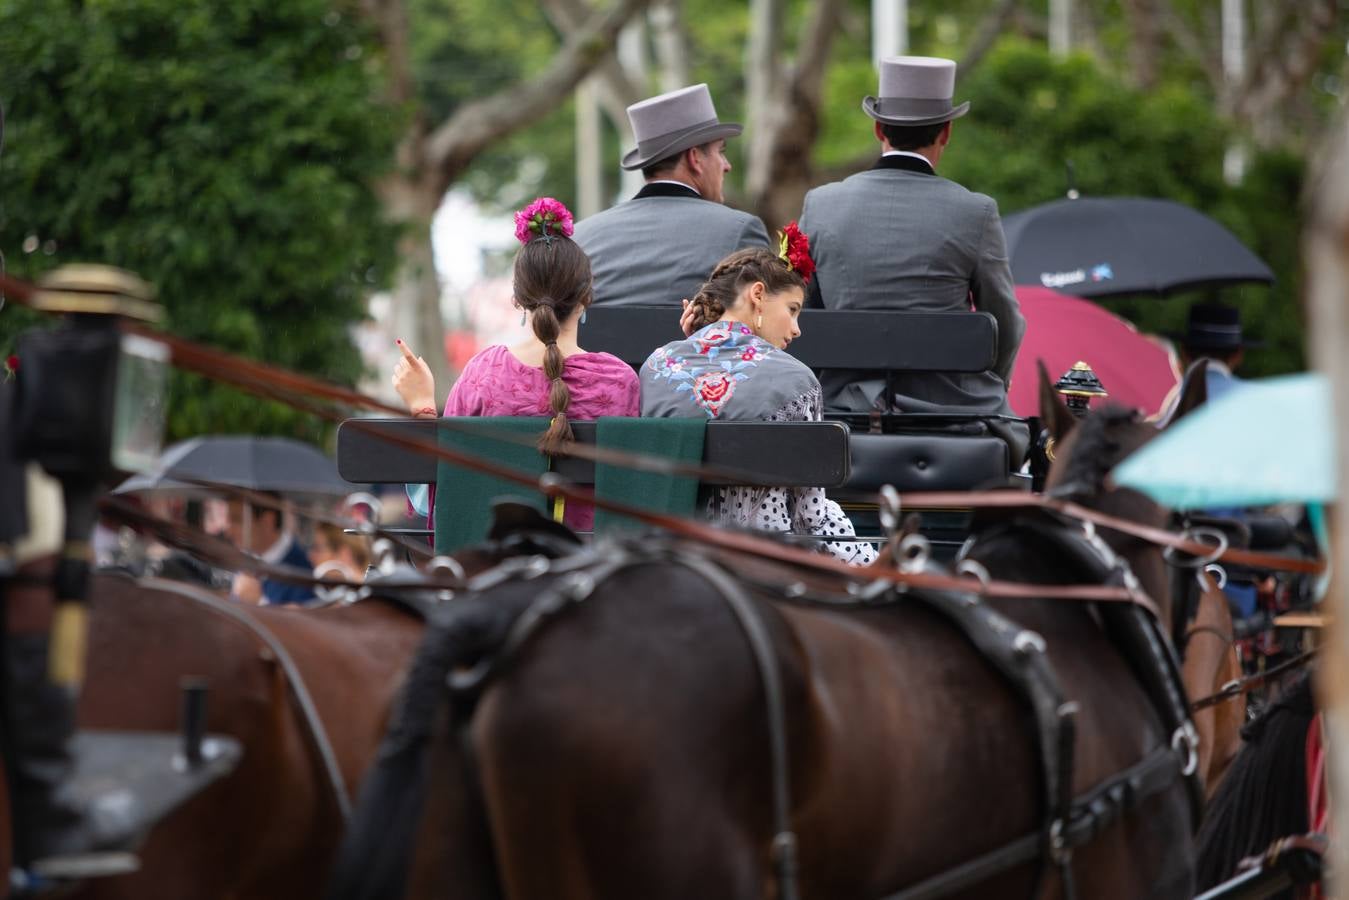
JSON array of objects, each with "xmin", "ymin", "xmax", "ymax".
[{"xmin": 1170, "ymin": 302, "xmax": 1263, "ymax": 351}]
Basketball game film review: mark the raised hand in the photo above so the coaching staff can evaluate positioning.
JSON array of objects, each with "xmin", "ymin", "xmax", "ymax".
[
  {"xmin": 679, "ymin": 299, "xmax": 699, "ymax": 337},
  {"xmin": 392, "ymin": 339, "xmax": 437, "ymax": 416}
]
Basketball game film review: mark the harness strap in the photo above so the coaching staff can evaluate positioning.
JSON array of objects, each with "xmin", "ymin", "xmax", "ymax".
[
  {"xmin": 134, "ymin": 575, "xmax": 353, "ymax": 823},
  {"xmin": 1190, "ymin": 648, "xmax": 1319, "ymax": 712},
  {"xmin": 675, "ymin": 553, "xmax": 800, "ymax": 900},
  {"xmin": 877, "ymin": 743, "xmax": 1182, "ymax": 900}
]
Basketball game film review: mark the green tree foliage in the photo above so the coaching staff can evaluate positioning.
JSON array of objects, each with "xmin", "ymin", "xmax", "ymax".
[{"xmin": 0, "ymin": 0, "xmax": 398, "ymax": 441}]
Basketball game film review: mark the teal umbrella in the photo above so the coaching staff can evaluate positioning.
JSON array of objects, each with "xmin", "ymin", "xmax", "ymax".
[{"xmin": 1112, "ymin": 373, "xmax": 1336, "ymax": 509}]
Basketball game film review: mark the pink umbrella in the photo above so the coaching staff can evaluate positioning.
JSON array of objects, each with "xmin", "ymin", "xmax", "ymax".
[{"xmin": 1007, "ymin": 286, "xmax": 1179, "ymax": 418}]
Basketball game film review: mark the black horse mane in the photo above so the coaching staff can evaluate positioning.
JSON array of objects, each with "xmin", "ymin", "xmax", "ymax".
[
  {"xmin": 1054, "ymin": 405, "xmax": 1145, "ymax": 498},
  {"xmin": 1195, "ymin": 674, "xmax": 1315, "ymax": 893}
]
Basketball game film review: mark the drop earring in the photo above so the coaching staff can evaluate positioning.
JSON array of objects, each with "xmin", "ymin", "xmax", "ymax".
[
  {"xmin": 520, "ymin": 310, "xmax": 526, "ymax": 326},
  {"xmin": 755, "ymin": 313, "xmax": 763, "ymax": 331},
  {"xmin": 580, "ymin": 308, "xmax": 587, "ymax": 325}
]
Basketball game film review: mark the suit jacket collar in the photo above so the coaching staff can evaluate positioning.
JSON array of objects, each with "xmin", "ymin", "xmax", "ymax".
[
  {"xmin": 634, "ymin": 182, "xmax": 703, "ymax": 200},
  {"xmin": 872, "ymin": 154, "xmax": 936, "ymax": 176}
]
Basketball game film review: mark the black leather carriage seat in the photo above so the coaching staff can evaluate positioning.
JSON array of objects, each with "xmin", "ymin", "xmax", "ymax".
[{"xmin": 842, "ymin": 432, "xmax": 1009, "ymax": 496}]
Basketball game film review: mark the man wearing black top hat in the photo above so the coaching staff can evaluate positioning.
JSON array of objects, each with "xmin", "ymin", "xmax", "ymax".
[{"xmin": 1169, "ymin": 301, "xmax": 1261, "ymax": 407}]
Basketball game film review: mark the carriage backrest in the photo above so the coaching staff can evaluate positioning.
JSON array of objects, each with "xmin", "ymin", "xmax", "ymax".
[{"xmin": 578, "ymin": 307, "xmax": 998, "ymax": 373}]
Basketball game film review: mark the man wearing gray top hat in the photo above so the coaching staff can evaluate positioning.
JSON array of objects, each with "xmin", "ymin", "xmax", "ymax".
[
  {"xmin": 574, "ymin": 83, "xmax": 771, "ymax": 307},
  {"xmin": 800, "ymin": 56, "xmax": 1028, "ymax": 462}
]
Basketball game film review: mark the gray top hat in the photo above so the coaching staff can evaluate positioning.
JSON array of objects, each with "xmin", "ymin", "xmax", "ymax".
[
  {"xmin": 863, "ymin": 56, "xmax": 970, "ymax": 127},
  {"xmin": 621, "ymin": 84, "xmax": 743, "ymax": 171}
]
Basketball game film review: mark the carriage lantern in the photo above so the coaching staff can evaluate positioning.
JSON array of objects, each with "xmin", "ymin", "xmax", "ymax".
[
  {"xmin": 10, "ymin": 264, "xmax": 168, "ymax": 481},
  {"xmin": 1054, "ymin": 361, "xmax": 1109, "ymax": 418}
]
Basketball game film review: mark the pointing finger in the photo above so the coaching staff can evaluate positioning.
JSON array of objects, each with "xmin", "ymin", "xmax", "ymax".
[{"xmin": 396, "ymin": 339, "xmax": 417, "ymax": 362}]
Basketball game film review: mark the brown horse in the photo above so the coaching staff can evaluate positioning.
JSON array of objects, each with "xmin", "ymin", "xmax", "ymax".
[
  {"xmin": 332, "ymin": 399, "xmax": 1207, "ymax": 899},
  {"xmin": 1181, "ymin": 573, "xmax": 1247, "ymax": 800},
  {"xmin": 59, "ymin": 572, "xmax": 425, "ymax": 900}
]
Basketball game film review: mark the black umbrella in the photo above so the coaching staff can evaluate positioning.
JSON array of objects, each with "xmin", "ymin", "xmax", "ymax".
[
  {"xmin": 113, "ymin": 435, "xmax": 351, "ymax": 498},
  {"xmin": 1001, "ymin": 197, "xmax": 1274, "ymax": 298}
]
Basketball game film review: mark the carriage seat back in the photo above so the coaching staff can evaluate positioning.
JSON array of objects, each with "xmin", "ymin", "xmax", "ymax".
[{"xmin": 578, "ymin": 306, "xmax": 998, "ymax": 373}]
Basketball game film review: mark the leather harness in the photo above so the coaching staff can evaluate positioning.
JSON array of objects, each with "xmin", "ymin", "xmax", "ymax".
[{"xmin": 440, "ymin": 521, "xmax": 1201, "ymax": 900}]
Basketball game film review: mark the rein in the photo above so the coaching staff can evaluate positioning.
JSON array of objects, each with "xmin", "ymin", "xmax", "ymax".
[
  {"xmin": 880, "ymin": 491, "xmax": 1324, "ymax": 576},
  {"xmin": 1189, "ymin": 648, "xmax": 1319, "ymax": 712}
]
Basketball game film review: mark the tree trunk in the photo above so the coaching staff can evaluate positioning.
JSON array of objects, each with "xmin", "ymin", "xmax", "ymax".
[
  {"xmin": 743, "ymin": 0, "xmax": 845, "ymax": 231},
  {"xmin": 1237, "ymin": 0, "xmax": 1337, "ymax": 149},
  {"xmin": 1120, "ymin": 0, "xmax": 1161, "ymax": 90},
  {"xmin": 360, "ymin": 0, "xmax": 653, "ymax": 384},
  {"xmin": 1301, "ymin": 92, "xmax": 1349, "ymax": 900},
  {"xmin": 745, "ymin": 0, "xmax": 785, "ymax": 207}
]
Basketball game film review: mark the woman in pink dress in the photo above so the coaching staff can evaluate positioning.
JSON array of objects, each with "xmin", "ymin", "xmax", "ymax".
[{"xmin": 391, "ymin": 198, "xmax": 639, "ymax": 532}]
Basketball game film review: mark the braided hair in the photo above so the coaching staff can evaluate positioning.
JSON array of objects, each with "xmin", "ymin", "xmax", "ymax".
[
  {"xmin": 686, "ymin": 247, "xmax": 806, "ymax": 331},
  {"xmin": 514, "ymin": 233, "xmax": 592, "ymax": 454}
]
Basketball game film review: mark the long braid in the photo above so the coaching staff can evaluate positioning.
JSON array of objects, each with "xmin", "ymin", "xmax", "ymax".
[{"xmin": 530, "ymin": 300, "xmax": 572, "ymax": 454}]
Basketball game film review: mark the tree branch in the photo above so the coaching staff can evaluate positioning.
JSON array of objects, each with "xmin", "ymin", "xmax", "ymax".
[
  {"xmin": 956, "ymin": 0, "xmax": 1020, "ymax": 83},
  {"xmin": 540, "ymin": 0, "xmax": 645, "ymax": 133},
  {"xmin": 1155, "ymin": 0, "xmax": 1220, "ymax": 90},
  {"xmin": 649, "ymin": 0, "xmax": 689, "ymax": 92},
  {"xmin": 746, "ymin": 0, "xmax": 845, "ymax": 225},
  {"xmin": 425, "ymin": 0, "xmax": 654, "ymax": 196}
]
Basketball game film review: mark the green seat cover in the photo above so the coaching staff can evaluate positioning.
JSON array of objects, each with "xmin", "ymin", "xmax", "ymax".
[
  {"xmin": 593, "ymin": 417, "xmax": 706, "ymax": 534},
  {"xmin": 433, "ymin": 417, "xmax": 549, "ymax": 554}
]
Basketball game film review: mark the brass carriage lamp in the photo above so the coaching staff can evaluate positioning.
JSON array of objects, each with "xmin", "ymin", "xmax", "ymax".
[
  {"xmin": 12, "ymin": 264, "xmax": 168, "ymax": 480},
  {"xmin": 1055, "ymin": 361, "xmax": 1109, "ymax": 419}
]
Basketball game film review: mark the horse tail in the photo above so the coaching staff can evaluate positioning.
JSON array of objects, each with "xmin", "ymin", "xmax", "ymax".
[
  {"xmin": 1195, "ymin": 673, "xmax": 1315, "ymax": 892},
  {"xmin": 326, "ymin": 589, "xmax": 533, "ymax": 900}
]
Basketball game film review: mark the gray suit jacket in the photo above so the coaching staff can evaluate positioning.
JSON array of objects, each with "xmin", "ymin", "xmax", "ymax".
[
  {"xmin": 800, "ymin": 155, "xmax": 1025, "ymax": 419},
  {"xmin": 574, "ymin": 183, "xmax": 771, "ymax": 306}
]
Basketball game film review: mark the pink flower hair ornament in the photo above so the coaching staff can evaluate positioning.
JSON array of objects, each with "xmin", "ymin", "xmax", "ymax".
[{"xmin": 514, "ymin": 197, "xmax": 576, "ymax": 245}]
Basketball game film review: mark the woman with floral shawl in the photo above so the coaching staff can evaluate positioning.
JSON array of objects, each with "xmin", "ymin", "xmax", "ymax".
[{"xmin": 641, "ymin": 239, "xmax": 876, "ymax": 565}]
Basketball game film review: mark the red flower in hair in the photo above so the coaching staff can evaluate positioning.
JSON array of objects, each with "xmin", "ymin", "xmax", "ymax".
[{"xmin": 778, "ymin": 221, "xmax": 815, "ymax": 283}]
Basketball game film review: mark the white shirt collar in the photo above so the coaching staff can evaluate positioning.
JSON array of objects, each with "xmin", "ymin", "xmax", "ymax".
[
  {"xmin": 882, "ymin": 150, "xmax": 936, "ymax": 170},
  {"xmin": 646, "ymin": 179, "xmax": 701, "ymax": 196},
  {"xmin": 260, "ymin": 531, "xmax": 294, "ymax": 565}
]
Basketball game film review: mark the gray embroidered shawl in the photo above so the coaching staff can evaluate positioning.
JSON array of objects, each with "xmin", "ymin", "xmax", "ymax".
[{"xmin": 640, "ymin": 321, "xmax": 819, "ymax": 420}]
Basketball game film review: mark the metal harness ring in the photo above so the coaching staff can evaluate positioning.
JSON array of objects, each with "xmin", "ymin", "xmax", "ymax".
[
  {"xmin": 1171, "ymin": 723, "xmax": 1199, "ymax": 777},
  {"xmin": 1163, "ymin": 526, "xmax": 1229, "ymax": 570}
]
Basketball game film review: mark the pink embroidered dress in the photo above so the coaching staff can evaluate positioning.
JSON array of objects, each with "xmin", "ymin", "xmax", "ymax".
[{"xmin": 428, "ymin": 344, "xmax": 640, "ymax": 532}]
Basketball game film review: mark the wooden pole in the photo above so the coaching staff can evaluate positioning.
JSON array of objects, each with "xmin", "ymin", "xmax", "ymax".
[
  {"xmin": 1222, "ymin": 0, "xmax": 1248, "ymax": 184},
  {"xmin": 1049, "ymin": 0, "xmax": 1071, "ymax": 57},
  {"xmin": 617, "ymin": 20, "xmax": 647, "ymax": 198},
  {"xmin": 871, "ymin": 0, "xmax": 907, "ymax": 67},
  {"xmin": 575, "ymin": 80, "xmax": 603, "ymax": 219},
  {"xmin": 1304, "ymin": 101, "xmax": 1349, "ymax": 898}
]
